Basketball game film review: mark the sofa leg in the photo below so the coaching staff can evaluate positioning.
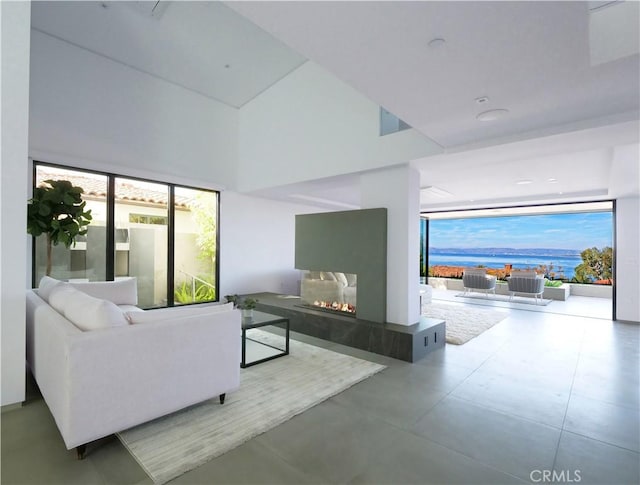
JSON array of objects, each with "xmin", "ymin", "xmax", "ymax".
[
  {"xmin": 76, "ymin": 445, "xmax": 86, "ymax": 460},
  {"xmin": 219, "ymin": 393, "xmax": 226, "ymax": 405}
]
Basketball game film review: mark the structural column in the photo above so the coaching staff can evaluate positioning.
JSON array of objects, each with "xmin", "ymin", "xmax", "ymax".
[
  {"xmin": 616, "ymin": 196, "xmax": 640, "ymax": 323},
  {"xmin": 360, "ymin": 165, "xmax": 420, "ymax": 326},
  {"xmin": 1, "ymin": 0, "xmax": 31, "ymax": 406}
]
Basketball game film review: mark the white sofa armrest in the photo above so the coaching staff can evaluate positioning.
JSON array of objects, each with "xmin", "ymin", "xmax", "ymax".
[
  {"xmin": 27, "ymin": 288, "xmax": 241, "ymax": 450},
  {"xmin": 63, "ymin": 310, "xmax": 240, "ymax": 448},
  {"xmin": 26, "ymin": 291, "xmax": 82, "ymax": 437}
]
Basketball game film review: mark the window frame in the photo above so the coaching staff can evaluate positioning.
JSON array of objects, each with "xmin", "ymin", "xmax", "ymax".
[{"xmin": 31, "ymin": 161, "xmax": 221, "ymax": 308}]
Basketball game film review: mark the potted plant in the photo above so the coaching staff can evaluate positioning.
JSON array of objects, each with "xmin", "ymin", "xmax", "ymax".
[
  {"xmin": 27, "ymin": 179, "xmax": 92, "ymax": 276},
  {"xmin": 225, "ymin": 294, "xmax": 259, "ymax": 318}
]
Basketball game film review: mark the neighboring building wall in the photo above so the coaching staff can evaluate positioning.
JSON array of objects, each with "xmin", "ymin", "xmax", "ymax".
[
  {"xmin": 29, "ymin": 30, "xmax": 238, "ymax": 190},
  {"xmin": 1, "ymin": 1, "xmax": 30, "ymax": 407},
  {"xmin": 616, "ymin": 196, "xmax": 640, "ymax": 323}
]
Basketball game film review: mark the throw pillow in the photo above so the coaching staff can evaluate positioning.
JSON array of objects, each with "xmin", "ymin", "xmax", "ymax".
[
  {"xmin": 334, "ymin": 272, "xmax": 349, "ymax": 287},
  {"xmin": 346, "ymin": 273, "xmax": 357, "ymax": 287},
  {"xmin": 63, "ymin": 287, "xmax": 129, "ymax": 331},
  {"xmin": 37, "ymin": 276, "xmax": 63, "ymax": 302},
  {"xmin": 48, "ymin": 283, "xmax": 76, "ymax": 315},
  {"xmin": 127, "ymin": 302, "xmax": 234, "ymax": 324},
  {"xmin": 320, "ymin": 271, "xmax": 336, "ymax": 281},
  {"xmin": 69, "ymin": 277, "xmax": 138, "ymax": 305}
]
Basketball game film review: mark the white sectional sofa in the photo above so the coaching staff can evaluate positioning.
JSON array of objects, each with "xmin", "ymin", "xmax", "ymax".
[{"xmin": 26, "ymin": 277, "xmax": 240, "ymax": 458}]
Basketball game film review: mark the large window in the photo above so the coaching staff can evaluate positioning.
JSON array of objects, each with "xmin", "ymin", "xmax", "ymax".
[
  {"xmin": 423, "ymin": 202, "xmax": 614, "ymax": 285},
  {"xmin": 32, "ymin": 163, "xmax": 220, "ymax": 308},
  {"xmin": 420, "ymin": 217, "xmax": 428, "ymax": 281}
]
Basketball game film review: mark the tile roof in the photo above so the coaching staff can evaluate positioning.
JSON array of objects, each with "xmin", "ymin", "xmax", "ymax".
[{"xmin": 36, "ymin": 170, "xmax": 192, "ymax": 208}]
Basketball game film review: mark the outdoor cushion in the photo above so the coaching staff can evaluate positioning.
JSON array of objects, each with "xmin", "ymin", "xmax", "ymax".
[{"xmin": 508, "ymin": 276, "xmax": 545, "ymax": 294}]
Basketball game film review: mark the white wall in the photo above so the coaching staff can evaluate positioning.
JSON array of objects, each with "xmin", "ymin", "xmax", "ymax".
[
  {"xmin": 29, "ymin": 30, "xmax": 238, "ymax": 190},
  {"xmin": 616, "ymin": 196, "xmax": 640, "ymax": 323},
  {"xmin": 1, "ymin": 0, "xmax": 30, "ymax": 407},
  {"xmin": 361, "ymin": 165, "xmax": 421, "ymax": 326},
  {"xmin": 238, "ymin": 62, "xmax": 442, "ymax": 192},
  {"xmin": 219, "ymin": 192, "xmax": 322, "ymax": 298}
]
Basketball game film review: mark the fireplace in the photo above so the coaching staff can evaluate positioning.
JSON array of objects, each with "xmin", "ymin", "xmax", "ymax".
[
  {"xmin": 295, "ymin": 209, "xmax": 386, "ymax": 323},
  {"xmin": 300, "ymin": 270, "xmax": 357, "ymax": 316}
]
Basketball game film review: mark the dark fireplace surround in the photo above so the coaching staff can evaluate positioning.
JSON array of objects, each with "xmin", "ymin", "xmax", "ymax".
[
  {"xmin": 267, "ymin": 208, "xmax": 446, "ymax": 363},
  {"xmin": 295, "ymin": 208, "xmax": 387, "ymax": 323}
]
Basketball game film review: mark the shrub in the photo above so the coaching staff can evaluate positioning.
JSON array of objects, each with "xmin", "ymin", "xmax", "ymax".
[{"xmin": 174, "ymin": 277, "xmax": 216, "ymax": 304}]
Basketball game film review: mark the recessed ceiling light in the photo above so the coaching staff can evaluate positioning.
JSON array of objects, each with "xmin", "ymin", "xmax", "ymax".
[
  {"xmin": 224, "ymin": 64, "xmax": 231, "ymax": 69},
  {"xmin": 428, "ymin": 38, "xmax": 446, "ymax": 48},
  {"xmin": 547, "ymin": 178, "xmax": 558, "ymax": 183},
  {"xmin": 475, "ymin": 96, "xmax": 489, "ymax": 105},
  {"xmin": 516, "ymin": 179, "xmax": 533, "ymax": 185},
  {"xmin": 476, "ymin": 109, "xmax": 509, "ymax": 122}
]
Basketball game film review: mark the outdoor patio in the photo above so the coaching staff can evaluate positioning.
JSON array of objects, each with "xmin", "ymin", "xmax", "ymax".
[{"xmin": 430, "ymin": 286, "xmax": 613, "ymax": 320}]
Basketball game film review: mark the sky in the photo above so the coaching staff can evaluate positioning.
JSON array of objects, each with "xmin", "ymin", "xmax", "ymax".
[{"xmin": 428, "ymin": 212, "xmax": 613, "ymax": 250}]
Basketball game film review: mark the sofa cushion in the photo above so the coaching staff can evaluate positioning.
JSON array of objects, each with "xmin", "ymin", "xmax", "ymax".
[
  {"xmin": 66, "ymin": 290, "xmax": 129, "ymax": 331},
  {"xmin": 49, "ymin": 284, "xmax": 128, "ymax": 331},
  {"xmin": 118, "ymin": 304, "xmax": 143, "ymax": 314},
  {"xmin": 48, "ymin": 283, "xmax": 76, "ymax": 314},
  {"xmin": 69, "ymin": 278, "xmax": 138, "ymax": 305},
  {"xmin": 346, "ymin": 273, "xmax": 357, "ymax": 287},
  {"xmin": 334, "ymin": 272, "xmax": 348, "ymax": 287},
  {"xmin": 127, "ymin": 302, "xmax": 234, "ymax": 324},
  {"xmin": 37, "ymin": 276, "xmax": 63, "ymax": 302}
]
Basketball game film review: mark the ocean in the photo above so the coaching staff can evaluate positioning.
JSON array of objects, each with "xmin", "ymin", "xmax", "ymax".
[{"xmin": 428, "ymin": 250, "xmax": 583, "ymax": 279}]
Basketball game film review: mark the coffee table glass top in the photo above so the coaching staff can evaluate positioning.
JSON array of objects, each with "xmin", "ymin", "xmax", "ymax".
[
  {"xmin": 241, "ymin": 310, "xmax": 290, "ymax": 368},
  {"xmin": 241, "ymin": 310, "xmax": 288, "ymax": 329}
]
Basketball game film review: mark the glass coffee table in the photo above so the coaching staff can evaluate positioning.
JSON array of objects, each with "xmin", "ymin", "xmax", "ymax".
[{"xmin": 241, "ymin": 310, "xmax": 290, "ymax": 368}]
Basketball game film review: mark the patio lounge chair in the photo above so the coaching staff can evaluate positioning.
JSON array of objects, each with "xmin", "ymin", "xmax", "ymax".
[
  {"xmin": 462, "ymin": 268, "xmax": 497, "ymax": 297},
  {"xmin": 507, "ymin": 270, "xmax": 545, "ymax": 304}
]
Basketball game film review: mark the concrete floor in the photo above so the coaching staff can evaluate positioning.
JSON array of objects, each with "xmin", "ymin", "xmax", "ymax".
[
  {"xmin": 431, "ymin": 287, "xmax": 613, "ymax": 320},
  {"xmin": 2, "ymin": 304, "xmax": 638, "ymax": 485}
]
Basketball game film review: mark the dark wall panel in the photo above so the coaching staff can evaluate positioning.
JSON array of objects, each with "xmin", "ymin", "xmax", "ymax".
[{"xmin": 295, "ymin": 208, "xmax": 387, "ymax": 323}]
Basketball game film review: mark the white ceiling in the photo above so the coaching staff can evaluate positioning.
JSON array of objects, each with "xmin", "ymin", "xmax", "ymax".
[
  {"xmin": 30, "ymin": 1, "xmax": 640, "ymax": 212},
  {"xmin": 30, "ymin": 1, "xmax": 306, "ymax": 108},
  {"xmin": 228, "ymin": 1, "xmax": 639, "ymax": 147},
  {"xmin": 228, "ymin": 0, "xmax": 640, "ymax": 211}
]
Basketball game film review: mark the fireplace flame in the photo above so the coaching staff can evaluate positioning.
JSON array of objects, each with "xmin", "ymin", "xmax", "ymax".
[{"xmin": 313, "ymin": 300, "xmax": 356, "ymax": 314}]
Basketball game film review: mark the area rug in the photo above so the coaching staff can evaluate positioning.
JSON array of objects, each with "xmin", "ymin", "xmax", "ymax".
[
  {"xmin": 422, "ymin": 303, "xmax": 508, "ymax": 345},
  {"xmin": 117, "ymin": 330, "xmax": 385, "ymax": 484},
  {"xmin": 455, "ymin": 292, "xmax": 552, "ymax": 306}
]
